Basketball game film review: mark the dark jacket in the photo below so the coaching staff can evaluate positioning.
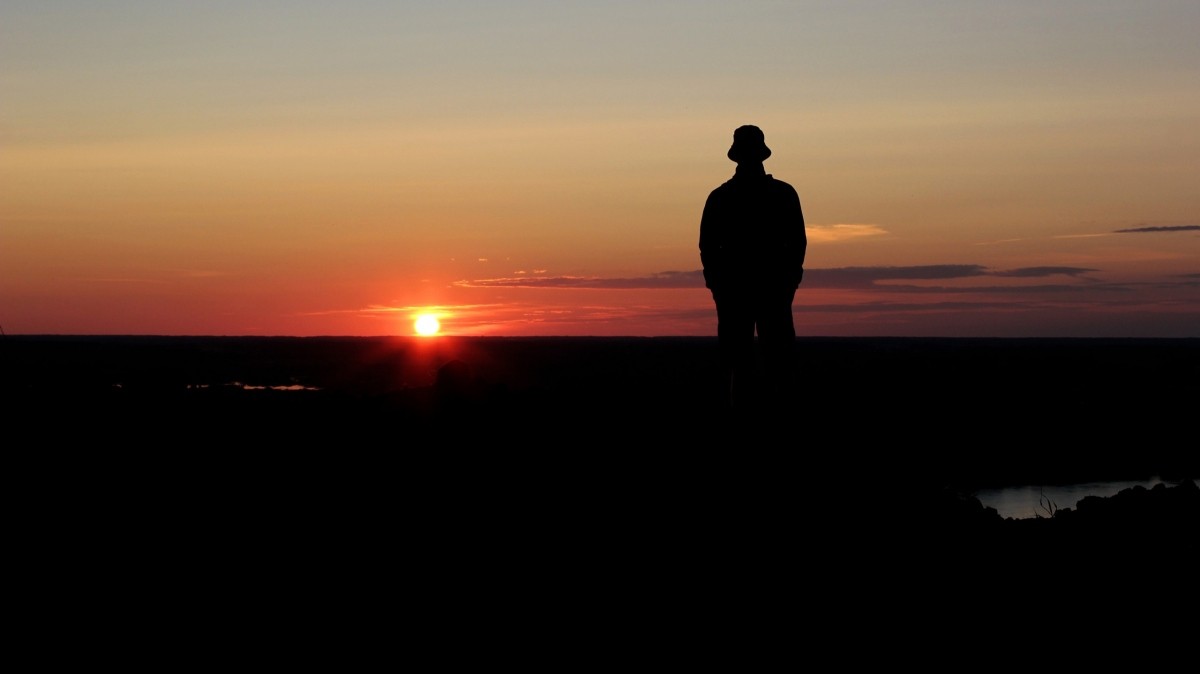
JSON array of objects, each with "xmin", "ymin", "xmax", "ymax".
[{"xmin": 699, "ymin": 168, "xmax": 807, "ymax": 295}]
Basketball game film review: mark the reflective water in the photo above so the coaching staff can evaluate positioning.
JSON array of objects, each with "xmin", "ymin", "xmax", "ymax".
[{"xmin": 973, "ymin": 478, "xmax": 1177, "ymax": 520}]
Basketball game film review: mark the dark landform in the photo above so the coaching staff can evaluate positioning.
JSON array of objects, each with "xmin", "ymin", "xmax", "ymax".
[{"xmin": 6, "ymin": 335, "xmax": 1197, "ymax": 587}]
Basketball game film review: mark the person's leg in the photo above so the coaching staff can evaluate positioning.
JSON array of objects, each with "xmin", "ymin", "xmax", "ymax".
[
  {"xmin": 715, "ymin": 294, "xmax": 756, "ymax": 408},
  {"xmin": 754, "ymin": 288, "xmax": 797, "ymax": 405}
]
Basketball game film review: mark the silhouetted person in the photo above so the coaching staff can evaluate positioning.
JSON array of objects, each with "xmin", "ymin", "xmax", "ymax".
[{"xmin": 700, "ymin": 125, "xmax": 807, "ymax": 410}]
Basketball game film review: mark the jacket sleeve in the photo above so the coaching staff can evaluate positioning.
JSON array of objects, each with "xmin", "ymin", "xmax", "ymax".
[
  {"xmin": 699, "ymin": 191, "xmax": 722, "ymax": 291},
  {"xmin": 790, "ymin": 187, "xmax": 807, "ymax": 288}
]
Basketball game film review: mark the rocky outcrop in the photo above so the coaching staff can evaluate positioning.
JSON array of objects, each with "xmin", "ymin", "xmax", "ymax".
[{"xmin": 969, "ymin": 479, "xmax": 1200, "ymax": 558}]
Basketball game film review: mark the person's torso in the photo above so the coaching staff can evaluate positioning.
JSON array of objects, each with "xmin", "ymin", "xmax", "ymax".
[{"xmin": 708, "ymin": 175, "xmax": 799, "ymax": 279}]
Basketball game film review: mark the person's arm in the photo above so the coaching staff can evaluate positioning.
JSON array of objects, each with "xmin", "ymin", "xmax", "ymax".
[
  {"xmin": 787, "ymin": 186, "xmax": 807, "ymax": 288},
  {"xmin": 699, "ymin": 191, "xmax": 723, "ymax": 292},
  {"xmin": 795, "ymin": 197, "xmax": 807, "ymax": 287}
]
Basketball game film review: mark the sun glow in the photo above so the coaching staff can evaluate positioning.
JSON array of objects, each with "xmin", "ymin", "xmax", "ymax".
[{"xmin": 414, "ymin": 313, "xmax": 441, "ymax": 336}]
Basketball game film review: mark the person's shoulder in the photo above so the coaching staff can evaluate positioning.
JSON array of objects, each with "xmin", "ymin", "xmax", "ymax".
[
  {"xmin": 765, "ymin": 175, "xmax": 800, "ymax": 195},
  {"xmin": 707, "ymin": 178, "xmax": 737, "ymax": 198}
]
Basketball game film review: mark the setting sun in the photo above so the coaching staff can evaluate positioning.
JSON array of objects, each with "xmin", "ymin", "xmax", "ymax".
[{"xmin": 414, "ymin": 314, "xmax": 441, "ymax": 336}]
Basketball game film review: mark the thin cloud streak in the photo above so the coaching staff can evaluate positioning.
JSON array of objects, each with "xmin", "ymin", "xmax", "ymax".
[
  {"xmin": 1114, "ymin": 225, "xmax": 1200, "ymax": 233},
  {"xmin": 438, "ymin": 302, "xmax": 716, "ymax": 336},
  {"xmin": 990, "ymin": 266, "xmax": 1098, "ymax": 278},
  {"xmin": 870, "ymin": 283, "xmax": 1131, "ymax": 295},
  {"xmin": 454, "ymin": 270, "xmax": 703, "ymax": 289},
  {"xmin": 801, "ymin": 265, "xmax": 1099, "ymax": 289},
  {"xmin": 806, "ymin": 224, "xmax": 888, "ymax": 243},
  {"xmin": 458, "ymin": 265, "xmax": 1108, "ymax": 292},
  {"xmin": 76, "ymin": 269, "xmax": 231, "ymax": 284},
  {"xmin": 808, "ymin": 265, "xmax": 988, "ymax": 288},
  {"xmin": 298, "ymin": 303, "xmax": 505, "ymax": 317},
  {"xmin": 974, "ymin": 238, "xmax": 1026, "ymax": 246},
  {"xmin": 76, "ymin": 277, "xmax": 170, "ymax": 285},
  {"xmin": 167, "ymin": 269, "xmax": 234, "ymax": 278},
  {"xmin": 804, "ymin": 300, "xmax": 1037, "ymax": 313}
]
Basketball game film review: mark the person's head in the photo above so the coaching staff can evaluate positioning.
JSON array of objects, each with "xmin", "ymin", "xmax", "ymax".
[{"xmin": 727, "ymin": 125, "xmax": 771, "ymax": 164}]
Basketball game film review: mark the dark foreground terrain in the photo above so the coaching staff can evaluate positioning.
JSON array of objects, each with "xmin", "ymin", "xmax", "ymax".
[
  {"xmin": 6, "ymin": 335, "xmax": 1195, "ymax": 478},
  {"xmin": 5, "ymin": 335, "xmax": 1197, "ymax": 599}
]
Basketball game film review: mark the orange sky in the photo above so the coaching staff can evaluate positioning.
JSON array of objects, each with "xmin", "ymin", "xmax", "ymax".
[{"xmin": 2, "ymin": 2, "xmax": 1198, "ymax": 337}]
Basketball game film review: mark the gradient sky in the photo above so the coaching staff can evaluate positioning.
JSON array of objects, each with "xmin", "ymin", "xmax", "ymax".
[{"xmin": 3, "ymin": 1, "xmax": 1198, "ymax": 337}]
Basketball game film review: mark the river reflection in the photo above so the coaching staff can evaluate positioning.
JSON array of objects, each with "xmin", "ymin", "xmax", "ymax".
[{"xmin": 973, "ymin": 478, "xmax": 1177, "ymax": 520}]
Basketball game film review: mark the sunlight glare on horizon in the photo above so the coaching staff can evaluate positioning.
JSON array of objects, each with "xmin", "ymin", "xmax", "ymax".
[{"xmin": 414, "ymin": 313, "xmax": 441, "ymax": 337}]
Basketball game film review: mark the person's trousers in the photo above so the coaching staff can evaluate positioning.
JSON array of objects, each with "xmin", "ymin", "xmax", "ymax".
[{"xmin": 713, "ymin": 287, "xmax": 797, "ymax": 405}]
